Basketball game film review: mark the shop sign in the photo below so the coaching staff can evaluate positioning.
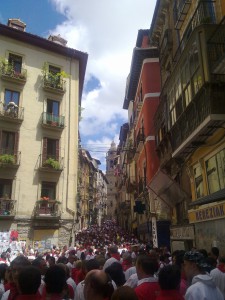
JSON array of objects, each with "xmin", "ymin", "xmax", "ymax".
[
  {"xmin": 170, "ymin": 226, "xmax": 194, "ymax": 240},
  {"xmin": 188, "ymin": 201, "xmax": 225, "ymax": 223}
]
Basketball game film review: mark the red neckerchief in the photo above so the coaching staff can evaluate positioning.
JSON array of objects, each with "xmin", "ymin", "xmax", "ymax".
[
  {"xmin": 217, "ymin": 264, "xmax": 225, "ymax": 273},
  {"xmin": 111, "ymin": 253, "xmax": 121, "ymax": 261},
  {"xmin": 8, "ymin": 283, "xmax": 19, "ymax": 300}
]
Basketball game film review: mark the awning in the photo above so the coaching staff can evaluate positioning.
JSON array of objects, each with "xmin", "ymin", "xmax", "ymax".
[
  {"xmin": 189, "ymin": 188, "xmax": 225, "ymax": 207},
  {"xmin": 148, "ymin": 170, "xmax": 190, "ymax": 208}
]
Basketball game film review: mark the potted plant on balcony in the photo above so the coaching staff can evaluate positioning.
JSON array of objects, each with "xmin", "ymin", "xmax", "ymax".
[
  {"xmin": 41, "ymin": 63, "xmax": 70, "ymax": 90},
  {"xmin": 43, "ymin": 157, "xmax": 61, "ymax": 170},
  {"xmin": 0, "ymin": 154, "xmax": 15, "ymax": 165}
]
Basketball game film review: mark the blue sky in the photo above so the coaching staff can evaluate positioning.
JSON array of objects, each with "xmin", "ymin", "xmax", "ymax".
[{"xmin": 0, "ymin": 0, "xmax": 157, "ymax": 171}]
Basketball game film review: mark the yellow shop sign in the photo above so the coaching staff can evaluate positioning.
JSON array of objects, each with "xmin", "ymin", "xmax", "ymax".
[{"xmin": 188, "ymin": 202, "xmax": 225, "ymax": 223}]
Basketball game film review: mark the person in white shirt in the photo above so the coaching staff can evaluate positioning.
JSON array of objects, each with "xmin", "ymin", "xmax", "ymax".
[
  {"xmin": 184, "ymin": 251, "xmax": 223, "ymax": 300},
  {"xmin": 210, "ymin": 256, "xmax": 225, "ymax": 298}
]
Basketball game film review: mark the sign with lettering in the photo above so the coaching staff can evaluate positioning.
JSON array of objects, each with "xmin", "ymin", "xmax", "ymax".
[
  {"xmin": 188, "ymin": 201, "xmax": 225, "ymax": 223},
  {"xmin": 170, "ymin": 226, "xmax": 194, "ymax": 240}
]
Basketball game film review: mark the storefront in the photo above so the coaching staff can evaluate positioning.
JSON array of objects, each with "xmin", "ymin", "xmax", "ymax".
[
  {"xmin": 170, "ymin": 225, "xmax": 195, "ymax": 252},
  {"xmin": 188, "ymin": 200, "xmax": 225, "ymax": 250}
]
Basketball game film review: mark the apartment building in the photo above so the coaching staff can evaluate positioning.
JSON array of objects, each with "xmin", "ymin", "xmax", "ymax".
[
  {"xmin": 0, "ymin": 19, "xmax": 88, "ymax": 248},
  {"xmin": 151, "ymin": 0, "xmax": 225, "ymax": 251}
]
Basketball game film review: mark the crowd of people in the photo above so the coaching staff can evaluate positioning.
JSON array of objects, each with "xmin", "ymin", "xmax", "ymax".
[{"xmin": 0, "ymin": 220, "xmax": 224, "ymax": 300}]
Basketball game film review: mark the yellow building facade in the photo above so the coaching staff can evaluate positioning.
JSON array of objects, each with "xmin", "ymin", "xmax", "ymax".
[{"xmin": 0, "ymin": 19, "xmax": 87, "ymax": 249}]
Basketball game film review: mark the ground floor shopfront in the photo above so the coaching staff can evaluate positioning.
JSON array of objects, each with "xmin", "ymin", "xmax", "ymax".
[
  {"xmin": 170, "ymin": 225, "xmax": 195, "ymax": 252},
  {"xmin": 0, "ymin": 218, "xmax": 75, "ymax": 252},
  {"xmin": 188, "ymin": 200, "xmax": 225, "ymax": 251}
]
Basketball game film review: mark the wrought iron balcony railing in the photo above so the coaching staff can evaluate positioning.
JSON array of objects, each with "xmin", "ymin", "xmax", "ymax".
[
  {"xmin": 173, "ymin": 1, "xmax": 216, "ymax": 65},
  {"xmin": 0, "ymin": 199, "xmax": 16, "ymax": 217},
  {"xmin": 170, "ymin": 83, "xmax": 225, "ymax": 156},
  {"xmin": 42, "ymin": 112, "xmax": 65, "ymax": 129},
  {"xmin": 43, "ymin": 75, "xmax": 66, "ymax": 94},
  {"xmin": 0, "ymin": 102, "xmax": 24, "ymax": 122},
  {"xmin": 0, "ymin": 63, "xmax": 27, "ymax": 83},
  {"xmin": 208, "ymin": 17, "xmax": 225, "ymax": 74},
  {"xmin": 34, "ymin": 200, "xmax": 61, "ymax": 217}
]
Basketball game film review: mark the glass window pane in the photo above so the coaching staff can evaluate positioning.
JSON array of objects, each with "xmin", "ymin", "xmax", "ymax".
[
  {"xmin": 217, "ymin": 149, "xmax": 225, "ymax": 189},
  {"xmin": 194, "ymin": 165, "xmax": 204, "ymax": 198},
  {"xmin": 206, "ymin": 156, "xmax": 220, "ymax": 193}
]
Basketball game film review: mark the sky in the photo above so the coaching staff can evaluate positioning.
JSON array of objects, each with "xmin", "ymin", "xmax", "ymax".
[{"xmin": 0, "ymin": 0, "xmax": 157, "ymax": 171}]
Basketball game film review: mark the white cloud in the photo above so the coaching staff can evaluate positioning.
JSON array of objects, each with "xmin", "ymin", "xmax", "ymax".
[{"xmin": 50, "ymin": 0, "xmax": 157, "ymax": 167}]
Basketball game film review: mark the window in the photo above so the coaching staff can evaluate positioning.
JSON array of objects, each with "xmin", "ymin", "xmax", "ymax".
[
  {"xmin": 5, "ymin": 90, "xmax": 20, "ymax": 107},
  {"xmin": 193, "ymin": 164, "xmax": 204, "ymax": 199},
  {"xmin": 41, "ymin": 182, "xmax": 56, "ymax": 200},
  {"xmin": 47, "ymin": 99, "xmax": 59, "ymax": 116},
  {"xmin": 0, "ymin": 179, "xmax": 12, "ymax": 199},
  {"xmin": 43, "ymin": 138, "xmax": 59, "ymax": 161},
  {"xmin": 1, "ymin": 131, "xmax": 16, "ymax": 154},
  {"xmin": 206, "ymin": 149, "xmax": 225, "ymax": 194},
  {"xmin": 8, "ymin": 54, "xmax": 22, "ymax": 73}
]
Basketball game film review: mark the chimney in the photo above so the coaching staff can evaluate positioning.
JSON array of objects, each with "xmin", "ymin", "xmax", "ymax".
[
  {"xmin": 48, "ymin": 34, "xmax": 67, "ymax": 47},
  {"xmin": 8, "ymin": 19, "xmax": 26, "ymax": 31}
]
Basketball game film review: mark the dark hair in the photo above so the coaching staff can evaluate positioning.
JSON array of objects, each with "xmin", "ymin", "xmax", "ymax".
[
  {"xmin": 32, "ymin": 257, "xmax": 44, "ymax": 268},
  {"xmin": 136, "ymin": 255, "xmax": 158, "ymax": 275},
  {"xmin": 105, "ymin": 262, "xmax": 125, "ymax": 287},
  {"xmin": 48, "ymin": 256, "xmax": 56, "ymax": 265},
  {"xmin": 57, "ymin": 256, "xmax": 68, "ymax": 264},
  {"xmin": 0, "ymin": 264, "xmax": 8, "ymax": 281},
  {"xmin": 173, "ymin": 250, "xmax": 185, "ymax": 268},
  {"xmin": 199, "ymin": 249, "xmax": 208, "ymax": 258},
  {"xmin": 18, "ymin": 266, "xmax": 41, "ymax": 295},
  {"xmin": 1, "ymin": 252, "xmax": 7, "ymax": 260},
  {"xmin": 45, "ymin": 265, "xmax": 67, "ymax": 294},
  {"xmin": 11, "ymin": 256, "xmax": 31, "ymax": 268},
  {"xmin": 81, "ymin": 252, "xmax": 86, "ymax": 261},
  {"xmin": 111, "ymin": 286, "xmax": 138, "ymax": 300},
  {"xmin": 211, "ymin": 247, "xmax": 219, "ymax": 258},
  {"xmin": 158, "ymin": 265, "xmax": 181, "ymax": 290},
  {"xmin": 85, "ymin": 259, "xmax": 100, "ymax": 272}
]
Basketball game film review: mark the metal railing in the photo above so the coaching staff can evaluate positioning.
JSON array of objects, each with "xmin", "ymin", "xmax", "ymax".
[
  {"xmin": 0, "ymin": 102, "xmax": 24, "ymax": 121},
  {"xmin": 35, "ymin": 200, "xmax": 61, "ymax": 217},
  {"xmin": 43, "ymin": 75, "xmax": 66, "ymax": 93},
  {"xmin": 42, "ymin": 112, "xmax": 65, "ymax": 128},
  {"xmin": 208, "ymin": 17, "xmax": 225, "ymax": 73},
  {"xmin": 170, "ymin": 83, "xmax": 225, "ymax": 152},
  {"xmin": 0, "ymin": 199, "xmax": 16, "ymax": 216},
  {"xmin": 173, "ymin": 1, "xmax": 216, "ymax": 65},
  {"xmin": 0, "ymin": 63, "xmax": 27, "ymax": 82}
]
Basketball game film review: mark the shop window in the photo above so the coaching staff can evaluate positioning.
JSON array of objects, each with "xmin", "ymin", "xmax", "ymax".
[
  {"xmin": 41, "ymin": 182, "xmax": 56, "ymax": 200},
  {"xmin": 193, "ymin": 164, "xmax": 204, "ymax": 199},
  {"xmin": 206, "ymin": 149, "xmax": 225, "ymax": 194}
]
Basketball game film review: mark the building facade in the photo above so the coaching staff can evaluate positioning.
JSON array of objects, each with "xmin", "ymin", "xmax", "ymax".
[
  {"xmin": 151, "ymin": 0, "xmax": 225, "ymax": 251},
  {"xmin": 0, "ymin": 19, "xmax": 87, "ymax": 248}
]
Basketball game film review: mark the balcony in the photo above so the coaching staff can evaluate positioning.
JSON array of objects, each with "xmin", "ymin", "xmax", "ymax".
[
  {"xmin": 170, "ymin": 83, "xmax": 225, "ymax": 158},
  {"xmin": 42, "ymin": 112, "xmax": 65, "ymax": 130},
  {"xmin": 0, "ymin": 199, "xmax": 16, "ymax": 218},
  {"xmin": 42, "ymin": 75, "xmax": 66, "ymax": 95},
  {"xmin": 34, "ymin": 200, "xmax": 61, "ymax": 218},
  {"xmin": 0, "ymin": 63, "xmax": 27, "ymax": 84},
  {"xmin": 38, "ymin": 155, "xmax": 63, "ymax": 173},
  {"xmin": 160, "ymin": 29, "xmax": 173, "ymax": 65},
  {"xmin": 174, "ymin": 0, "xmax": 192, "ymax": 30},
  {"xmin": 173, "ymin": 1, "xmax": 216, "ymax": 65},
  {"xmin": 208, "ymin": 17, "xmax": 225, "ymax": 74},
  {"xmin": 0, "ymin": 102, "xmax": 24, "ymax": 123},
  {"xmin": 0, "ymin": 150, "xmax": 21, "ymax": 168},
  {"xmin": 136, "ymin": 128, "xmax": 145, "ymax": 154}
]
